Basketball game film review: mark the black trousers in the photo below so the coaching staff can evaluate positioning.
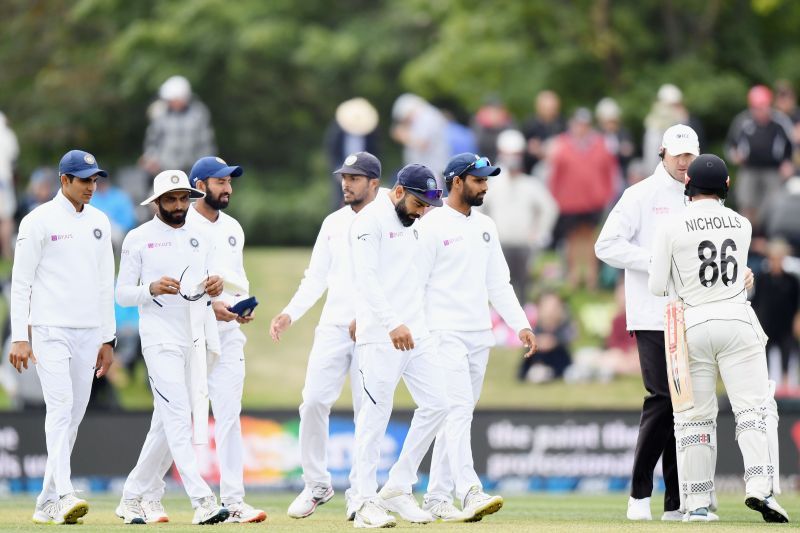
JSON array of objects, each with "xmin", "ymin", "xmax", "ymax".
[{"xmin": 631, "ymin": 330, "xmax": 679, "ymax": 511}]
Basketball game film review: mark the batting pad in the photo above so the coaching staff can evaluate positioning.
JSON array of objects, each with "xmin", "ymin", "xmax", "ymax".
[
  {"xmin": 676, "ymin": 419, "xmax": 717, "ymax": 512},
  {"xmin": 735, "ymin": 406, "xmax": 773, "ymax": 500}
]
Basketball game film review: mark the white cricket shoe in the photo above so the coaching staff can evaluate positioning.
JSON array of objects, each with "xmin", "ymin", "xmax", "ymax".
[
  {"xmin": 115, "ymin": 498, "xmax": 146, "ymax": 525},
  {"xmin": 354, "ymin": 500, "xmax": 396, "ymax": 529},
  {"xmin": 462, "ymin": 485, "xmax": 503, "ymax": 522},
  {"xmin": 32, "ymin": 500, "xmax": 60, "ymax": 525},
  {"xmin": 57, "ymin": 492, "xmax": 89, "ymax": 524},
  {"xmin": 287, "ymin": 484, "xmax": 334, "ymax": 518},
  {"xmin": 142, "ymin": 499, "xmax": 169, "ymax": 523},
  {"xmin": 225, "ymin": 501, "xmax": 267, "ymax": 523},
  {"xmin": 746, "ymin": 494, "xmax": 789, "ymax": 523},
  {"xmin": 377, "ymin": 487, "xmax": 434, "ymax": 523},
  {"xmin": 683, "ymin": 507, "xmax": 719, "ymax": 522},
  {"xmin": 626, "ymin": 496, "xmax": 652, "ymax": 520},
  {"xmin": 661, "ymin": 510, "xmax": 685, "ymax": 521},
  {"xmin": 191, "ymin": 495, "xmax": 229, "ymax": 525},
  {"xmin": 422, "ymin": 497, "xmax": 470, "ymax": 522},
  {"xmin": 346, "ymin": 490, "xmax": 359, "ymax": 521}
]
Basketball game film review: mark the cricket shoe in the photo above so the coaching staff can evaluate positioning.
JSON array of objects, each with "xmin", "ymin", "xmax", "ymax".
[
  {"xmin": 346, "ymin": 490, "xmax": 359, "ymax": 521},
  {"xmin": 287, "ymin": 484, "xmax": 334, "ymax": 518},
  {"xmin": 462, "ymin": 485, "xmax": 503, "ymax": 522},
  {"xmin": 56, "ymin": 492, "xmax": 89, "ymax": 524},
  {"xmin": 626, "ymin": 496, "xmax": 652, "ymax": 520},
  {"xmin": 661, "ymin": 510, "xmax": 685, "ymax": 521},
  {"xmin": 142, "ymin": 499, "xmax": 169, "ymax": 523},
  {"xmin": 192, "ymin": 496, "xmax": 229, "ymax": 525},
  {"xmin": 378, "ymin": 487, "xmax": 434, "ymax": 523},
  {"xmin": 225, "ymin": 501, "xmax": 267, "ymax": 523},
  {"xmin": 745, "ymin": 494, "xmax": 789, "ymax": 523},
  {"xmin": 683, "ymin": 507, "xmax": 719, "ymax": 522},
  {"xmin": 115, "ymin": 498, "xmax": 146, "ymax": 525},
  {"xmin": 32, "ymin": 500, "xmax": 60, "ymax": 525},
  {"xmin": 422, "ymin": 497, "xmax": 470, "ymax": 522},
  {"xmin": 354, "ymin": 500, "xmax": 396, "ymax": 529}
]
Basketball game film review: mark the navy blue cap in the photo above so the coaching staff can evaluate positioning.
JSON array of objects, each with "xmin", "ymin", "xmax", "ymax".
[
  {"xmin": 334, "ymin": 151, "xmax": 381, "ymax": 179},
  {"xmin": 444, "ymin": 153, "xmax": 500, "ymax": 180},
  {"xmin": 686, "ymin": 154, "xmax": 729, "ymax": 191},
  {"xmin": 189, "ymin": 156, "xmax": 243, "ymax": 187},
  {"xmin": 396, "ymin": 164, "xmax": 443, "ymax": 207},
  {"xmin": 58, "ymin": 150, "xmax": 108, "ymax": 179}
]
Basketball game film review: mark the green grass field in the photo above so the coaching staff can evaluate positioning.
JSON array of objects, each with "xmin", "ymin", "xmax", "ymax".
[{"xmin": 1, "ymin": 492, "xmax": 796, "ymax": 532}]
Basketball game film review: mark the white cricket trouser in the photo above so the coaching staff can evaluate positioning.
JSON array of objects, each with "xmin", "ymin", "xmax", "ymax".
[
  {"xmin": 208, "ymin": 327, "xmax": 246, "ymax": 504},
  {"xmin": 299, "ymin": 325, "xmax": 361, "ymax": 491},
  {"xmin": 677, "ymin": 316, "xmax": 774, "ymax": 512},
  {"xmin": 354, "ymin": 337, "xmax": 448, "ymax": 503},
  {"xmin": 122, "ymin": 344, "xmax": 213, "ymax": 506},
  {"xmin": 426, "ymin": 330, "xmax": 493, "ymax": 504},
  {"xmin": 32, "ymin": 326, "xmax": 100, "ymax": 506}
]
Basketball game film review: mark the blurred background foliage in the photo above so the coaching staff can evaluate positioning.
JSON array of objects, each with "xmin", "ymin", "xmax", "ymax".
[{"xmin": 2, "ymin": 0, "xmax": 800, "ymax": 244}]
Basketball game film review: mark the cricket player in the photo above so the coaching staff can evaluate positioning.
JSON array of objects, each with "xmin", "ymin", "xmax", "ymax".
[
  {"xmin": 10, "ymin": 149, "xmax": 115, "ymax": 525},
  {"xmin": 349, "ymin": 164, "xmax": 449, "ymax": 528},
  {"xmin": 417, "ymin": 153, "xmax": 537, "ymax": 522},
  {"xmin": 115, "ymin": 170, "xmax": 229, "ymax": 525},
  {"xmin": 269, "ymin": 152, "xmax": 381, "ymax": 521},
  {"xmin": 649, "ymin": 154, "xmax": 788, "ymax": 523}
]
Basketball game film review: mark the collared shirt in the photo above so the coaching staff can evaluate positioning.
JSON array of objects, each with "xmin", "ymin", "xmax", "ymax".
[
  {"xmin": 649, "ymin": 199, "xmax": 751, "ymax": 329},
  {"xmin": 282, "ymin": 204, "xmax": 358, "ymax": 326},
  {"xmin": 349, "ymin": 190, "xmax": 428, "ymax": 344},
  {"xmin": 595, "ymin": 163, "xmax": 686, "ymax": 330},
  {"xmin": 187, "ymin": 205, "xmax": 247, "ymax": 332},
  {"xmin": 10, "ymin": 190, "xmax": 115, "ymax": 342},
  {"xmin": 116, "ymin": 215, "xmax": 215, "ymax": 348},
  {"xmin": 417, "ymin": 203, "xmax": 530, "ymax": 335}
]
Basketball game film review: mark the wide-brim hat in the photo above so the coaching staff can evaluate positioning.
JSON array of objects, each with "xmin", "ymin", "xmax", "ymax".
[
  {"xmin": 335, "ymin": 97, "xmax": 379, "ymax": 136},
  {"xmin": 141, "ymin": 170, "xmax": 205, "ymax": 206}
]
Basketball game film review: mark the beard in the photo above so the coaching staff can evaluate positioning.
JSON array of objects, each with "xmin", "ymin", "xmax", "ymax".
[
  {"xmin": 463, "ymin": 188, "xmax": 485, "ymax": 207},
  {"xmin": 204, "ymin": 191, "xmax": 230, "ymax": 210},
  {"xmin": 158, "ymin": 202, "xmax": 187, "ymax": 225},
  {"xmin": 394, "ymin": 197, "xmax": 418, "ymax": 227}
]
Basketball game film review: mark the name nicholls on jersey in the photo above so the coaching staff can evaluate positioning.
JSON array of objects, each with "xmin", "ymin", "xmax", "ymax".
[{"xmin": 685, "ymin": 214, "xmax": 743, "ymax": 233}]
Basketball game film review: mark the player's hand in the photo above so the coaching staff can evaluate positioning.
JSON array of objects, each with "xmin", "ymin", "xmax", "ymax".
[
  {"xmin": 95, "ymin": 343, "xmax": 113, "ymax": 378},
  {"xmin": 519, "ymin": 328, "xmax": 537, "ymax": 358},
  {"xmin": 270, "ymin": 313, "xmax": 292, "ymax": 342},
  {"xmin": 349, "ymin": 319, "xmax": 357, "ymax": 342},
  {"xmin": 212, "ymin": 301, "xmax": 239, "ymax": 322},
  {"xmin": 205, "ymin": 275, "xmax": 223, "ymax": 297},
  {"xmin": 389, "ymin": 325, "xmax": 414, "ymax": 351},
  {"xmin": 9, "ymin": 341, "xmax": 36, "ymax": 373},
  {"xmin": 236, "ymin": 311, "xmax": 255, "ymax": 325},
  {"xmin": 150, "ymin": 276, "xmax": 180, "ymax": 296},
  {"xmin": 744, "ymin": 267, "xmax": 754, "ymax": 291}
]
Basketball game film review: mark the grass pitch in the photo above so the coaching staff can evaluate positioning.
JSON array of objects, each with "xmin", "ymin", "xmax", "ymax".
[{"xmin": 0, "ymin": 492, "xmax": 796, "ymax": 532}]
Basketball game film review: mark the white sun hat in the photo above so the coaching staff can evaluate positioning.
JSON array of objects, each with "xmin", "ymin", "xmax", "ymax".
[{"xmin": 140, "ymin": 170, "xmax": 205, "ymax": 206}]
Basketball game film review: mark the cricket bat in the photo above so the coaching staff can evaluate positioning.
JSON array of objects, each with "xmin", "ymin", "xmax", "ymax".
[{"xmin": 664, "ymin": 300, "xmax": 694, "ymax": 412}]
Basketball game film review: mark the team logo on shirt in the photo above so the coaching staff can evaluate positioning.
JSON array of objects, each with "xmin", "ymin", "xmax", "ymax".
[
  {"xmin": 483, "ymin": 232, "xmax": 490, "ymax": 242},
  {"xmin": 93, "ymin": 228, "xmax": 102, "ymax": 240},
  {"xmin": 413, "ymin": 229, "xmax": 418, "ymax": 240},
  {"xmin": 228, "ymin": 235, "xmax": 236, "ymax": 247},
  {"xmin": 190, "ymin": 237, "xmax": 199, "ymax": 248}
]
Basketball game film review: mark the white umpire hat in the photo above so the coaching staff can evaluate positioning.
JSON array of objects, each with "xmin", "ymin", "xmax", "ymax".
[{"xmin": 141, "ymin": 170, "xmax": 205, "ymax": 206}]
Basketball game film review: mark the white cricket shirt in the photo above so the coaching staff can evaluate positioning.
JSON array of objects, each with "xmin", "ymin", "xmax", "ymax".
[
  {"xmin": 595, "ymin": 163, "xmax": 686, "ymax": 330},
  {"xmin": 417, "ymin": 203, "xmax": 530, "ymax": 334},
  {"xmin": 10, "ymin": 190, "xmax": 115, "ymax": 343},
  {"xmin": 282, "ymin": 204, "xmax": 357, "ymax": 326},
  {"xmin": 116, "ymin": 215, "xmax": 216, "ymax": 348},
  {"xmin": 649, "ymin": 199, "xmax": 752, "ymax": 328},
  {"xmin": 187, "ymin": 205, "xmax": 247, "ymax": 332},
  {"xmin": 350, "ymin": 190, "xmax": 428, "ymax": 344}
]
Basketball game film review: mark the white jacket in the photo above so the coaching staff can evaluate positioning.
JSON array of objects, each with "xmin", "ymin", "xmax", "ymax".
[{"xmin": 595, "ymin": 163, "xmax": 686, "ymax": 330}]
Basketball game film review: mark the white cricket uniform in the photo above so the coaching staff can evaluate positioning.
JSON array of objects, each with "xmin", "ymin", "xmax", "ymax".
[
  {"xmin": 116, "ymin": 215, "xmax": 219, "ymax": 506},
  {"xmin": 417, "ymin": 204, "xmax": 530, "ymax": 504},
  {"xmin": 350, "ymin": 191, "xmax": 448, "ymax": 503},
  {"xmin": 281, "ymin": 203, "xmax": 369, "ymax": 491},
  {"xmin": 649, "ymin": 199, "xmax": 779, "ymax": 511},
  {"xmin": 10, "ymin": 190, "xmax": 115, "ymax": 506}
]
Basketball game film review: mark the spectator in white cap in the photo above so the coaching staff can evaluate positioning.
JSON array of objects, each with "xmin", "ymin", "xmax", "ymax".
[
  {"xmin": 595, "ymin": 97, "xmax": 635, "ymax": 193},
  {"xmin": 643, "ymin": 84, "xmax": 705, "ymax": 172},
  {"xmin": 140, "ymin": 76, "xmax": 216, "ymax": 176}
]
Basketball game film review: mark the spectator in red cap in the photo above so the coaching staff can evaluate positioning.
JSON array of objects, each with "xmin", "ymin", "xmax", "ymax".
[{"xmin": 725, "ymin": 84, "xmax": 795, "ymax": 231}]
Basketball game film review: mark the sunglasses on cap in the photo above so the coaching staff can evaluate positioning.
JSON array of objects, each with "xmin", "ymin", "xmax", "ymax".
[
  {"xmin": 460, "ymin": 156, "xmax": 492, "ymax": 176},
  {"xmin": 404, "ymin": 186, "xmax": 443, "ymax": 200}
]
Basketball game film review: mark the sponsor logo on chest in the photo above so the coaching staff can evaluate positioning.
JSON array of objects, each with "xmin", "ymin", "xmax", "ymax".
[
  {"xmin": 443, "ymin": 235, "xmax": 464, "ymax": 247},
  {"xmin": 652, "ymin": 206, "xmax": 670, "ymax": 215},
  {"xmin": 388, "ymin": 231, "xmax": 404, "ymax": 239},
  {"xmin": 147, "ymin": 241, "xmax": 172, "ymax": 249},
  {"xmin": 50, "ymin": 233, "xmax": 73, "ymax": 241}
]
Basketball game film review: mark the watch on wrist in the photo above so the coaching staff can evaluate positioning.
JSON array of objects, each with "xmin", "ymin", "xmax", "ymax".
[{"xmin": 104, "ymin": 337, "xmax": 117, "ymax": 349}]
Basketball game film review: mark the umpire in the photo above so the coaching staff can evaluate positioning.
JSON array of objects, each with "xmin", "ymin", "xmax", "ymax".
[{"xmin": 595, "ymin": 125, "xmax": 700, "ymax": 521}]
